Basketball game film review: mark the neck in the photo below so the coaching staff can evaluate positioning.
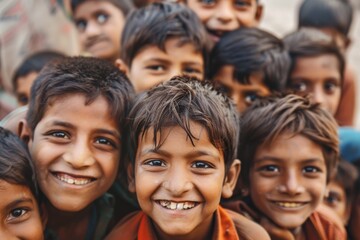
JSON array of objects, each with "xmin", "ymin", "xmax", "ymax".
[
  {"xmin": 291, "ymin": 226, "xmax": 305, "ymax": 240},
  {"xmin": 45, "ymin": 200, "xmax": 93, "ymax": 240}
]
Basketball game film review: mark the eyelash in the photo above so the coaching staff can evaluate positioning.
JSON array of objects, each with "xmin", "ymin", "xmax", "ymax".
[{"xmin": 6, "ymin": 208, "xmax": 29, "ymax": 222}]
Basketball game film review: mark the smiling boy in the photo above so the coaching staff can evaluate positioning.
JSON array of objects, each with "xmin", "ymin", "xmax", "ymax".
[
  {"xmin": 106, "ymin": 77, "xmax": 270, "ymax": 239},
  {"xmin": 20, "ymin": 56, "xmax": 134, "ymax": 240},
  {"xmin": 186, "ymin": 0, "xmax": 262, "ymax": 43},
  {"xmin": 71, "ymin": 0, "xmax": 134, "ymax": 63},
  {"xmin": 284, "ymin": 28, "xmax": 345, "ymax": 117},
  {"xmin": 224, "ymin": 94, "xmax": 345, "ymax": 239},
  {"xmin": 116, "ymin": 2, "xmax": 209, "ymax": 93}
]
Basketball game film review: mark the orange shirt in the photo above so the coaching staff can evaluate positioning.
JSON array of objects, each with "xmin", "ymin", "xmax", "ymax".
[{"xmin": 105, "ymin": 206, "xmax": 247, "ymax": 240}]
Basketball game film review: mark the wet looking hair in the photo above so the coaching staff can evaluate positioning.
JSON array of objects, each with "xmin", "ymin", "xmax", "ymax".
[
  {"xmin": 26, "ymin": 56, "xmax": 134, "ymax": 134},
  {"xmin": 121, "ymin": 2, "xmax": 209, "ymax": 68},
  {"xmin": 238, "ymin": 94, "xmax": 339, "ymax": 189},
  {"xmin": 0, "ymin": 127, "xmax": 38, "ymax": 198},
  {"xmin": 124, "ymin": 76, "xmax": 239, "ymax": 177},
  {"xmin": 208, "ymin": 27, "xmax": 290, "ymax": 92}
]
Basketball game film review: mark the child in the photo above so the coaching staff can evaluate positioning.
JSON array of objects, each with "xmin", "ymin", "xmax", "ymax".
[
  {"xmin": 71, "ymin": 0, "xmax": 134, "ymax": 63},
  {"xmin": 322, "ymin": 160, "xmax": 358, "ymax": 225},
  {"xmin": 284, "ymin": 27, "xmax": 345, "ymax": 117},
  {"xmin": 224, "ymin": 94, "xmax": 346, "ymax": 239},
  {"xmin": 20, "ymin": 56, "xmax": 134, "ymax": 240},
  {"xmin": 208, "ymin": 27, "xmax": 289, "ymax": 112},
  {"xmin": 186, "ymin": 0, "xmax": 263, "ymax": 44},
  {"xmin": 298, "ymin": 0, "xmax": 356, "ymax": 127},
  {"xmin": 106, "ymin": 77, "xmax": 270, "ymax": 239},
  {"xmin": 0, "ymin": 126, "xmax": 43, "ymax": 240},
  {"xmin": 12, "ymin": 50, "xmax": 65, "ymax": 106},
  {"xmin": 116, "ymin": 2, "xmax": 209, "ymax": 93}
]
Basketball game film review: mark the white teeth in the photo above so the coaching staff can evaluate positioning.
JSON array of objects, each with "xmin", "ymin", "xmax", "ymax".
[
  {"xmin": 276, "ymin": 202, "xmax": 304, "ymax": 208},
  {"xmin": 56, "ymin": 174, "xmax": 92, "ymax": 185},
  {"xmin": 158, "ymin": 200, "xmax": 196, "ymax": 210}
]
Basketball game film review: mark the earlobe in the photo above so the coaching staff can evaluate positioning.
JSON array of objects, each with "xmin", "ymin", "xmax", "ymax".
[
  {"xmin": 19, "ymin": 119, "xmax": 32, "ymax": 146},
  {"xmin": 127, "ymin": 163, "xmax": 136, "ymax": 193},
  {"xmin": 255, "ymin": 4, "xmax": 263, "ymax": 24},
  {"xmin": 115, "ymin": 58, "xmax": 129, "ymax": 76},
  {"xmin": 222, "ymin": 159, "xmax": 241, "ymax": 198}
]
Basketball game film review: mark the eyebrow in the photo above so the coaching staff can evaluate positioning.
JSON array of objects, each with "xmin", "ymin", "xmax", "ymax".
[
  {"xmin": 140, "ymin": 148, "xmax": 220, "ymax": 161},
  {"xmin": 50, "ymin": 120, "xmax": 120, "ymax": 138},
  {"xmin": 6, "ymin": 197, "xmax": 34, "ymax": 211},
  {"xmin": 254, "ymin": 156, "xmax": 325, "ymax": 164}
]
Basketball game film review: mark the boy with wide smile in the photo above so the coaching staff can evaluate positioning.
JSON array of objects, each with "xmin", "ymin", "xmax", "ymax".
[{"xmin": 106, "ymin": 77, "xmax": 270, "ymax": 240}]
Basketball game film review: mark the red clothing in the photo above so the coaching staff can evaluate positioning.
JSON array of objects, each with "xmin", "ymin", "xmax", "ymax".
[
  {"xmin": 222, "ymin": 200, "xmax": 346, "ymax": 240},
  {"xmin": 304, "ymin": 211, "xmax": 346, "ymax": 240},
  {"xmin": 105, "ymin": 206, "xmax": 270, "ymax": 240}
]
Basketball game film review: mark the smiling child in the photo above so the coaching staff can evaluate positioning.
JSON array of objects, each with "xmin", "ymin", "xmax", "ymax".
[{"xmin": 106, "ymin": 77, "xmax": 270, "ymax": 240}]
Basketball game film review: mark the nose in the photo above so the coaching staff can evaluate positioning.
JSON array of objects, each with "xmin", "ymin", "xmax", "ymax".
[
  {"xmin": 214, "ymin": 1, "xmax": 236, "ymax": 24},
  {"xmin": 311, "ymin": 85, "xmax": 326, "ymax": 106},
  {"xmin": 162, "ymin": 165, "xmax": 193, "ymax": 197},
  {"xmin": 85, "ymin": 20, "xmax": 101, "ymax": 37},
  {"xmin": 278, "ymin": 169, "xmax": 305, "ymax": 196},
  {"xmin": 63, "ymin": 138, "xmax": 95, "ymax": 169}
]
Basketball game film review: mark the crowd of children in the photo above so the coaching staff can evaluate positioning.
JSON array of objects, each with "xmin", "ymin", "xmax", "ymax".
[{"xmin": 0, "ymin": 0, "xmax": 359, "ymax": 239}]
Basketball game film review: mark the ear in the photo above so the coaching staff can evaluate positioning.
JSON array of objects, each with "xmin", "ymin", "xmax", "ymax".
[
  {"xmin": 222, "ymin": 159, "xmax": 241, "ymax": 198},
  {"xmin": 127, "ymin": 163, "xmax": 136, "ymax": 193},
  {"xmin": 19, "ymin": 119, "xmax": 32, "ymax": 147},
  {"xmin": 255, "ymin": 4, "xmax": 263, "ymax": 24},
  {"xmin": 115, "ymin": 58, "xmax": 129, "ymax": 76}
]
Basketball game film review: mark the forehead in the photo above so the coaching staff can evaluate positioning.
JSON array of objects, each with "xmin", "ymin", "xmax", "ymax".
[
  {"xmin": 293, "ymin": 54, "xmax": 340, "ymax": 72},
  {"xmin": 0, "ymin": 180, "xmax": 35, "ymax": 204},
  {"xmin": 73, "ymin": 0, "xmax": 123, "ymax": 18},
  {"xmin": 255, "ymin": 133, "xmax": 325, "ymax": 164},
  {"xmin": 133, "ymin": 38, "xmax": 204, "ymax": 62}
]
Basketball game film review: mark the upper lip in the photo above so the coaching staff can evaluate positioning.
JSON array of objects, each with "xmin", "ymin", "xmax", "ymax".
[
  {"xmin": 51, "ymin": 171, "xmax": 97, "ymax": 180},
  {"xmin": 84, "ymin": 36, "xmax": 108, "ymax": 49}
]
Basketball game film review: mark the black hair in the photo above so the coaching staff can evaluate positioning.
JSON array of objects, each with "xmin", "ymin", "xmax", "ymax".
[
  {"xmin": 299, "ymin": 0, "xmax": 353, "ymax": 37},
  {"xmin": 208, "ymin": 28, "xmax": 289, "ymax": 91}
]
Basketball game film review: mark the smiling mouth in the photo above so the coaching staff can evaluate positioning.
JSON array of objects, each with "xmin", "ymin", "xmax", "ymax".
[
  {"xmin": 156, "ymin": 200, "xmax": 199, "ymax": 210},
  {"xmin": 273, "ymin": 201, "xmax": 307, "ymax": 208},
  {"xmin": 53, "ymin": 172, "xmax": 95, "ymax": 186}
]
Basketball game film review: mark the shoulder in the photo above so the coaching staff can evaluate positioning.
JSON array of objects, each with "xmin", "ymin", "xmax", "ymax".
[
  {"xmin": 104, "ymin": 211, "xmax": 142, "ymax": 240},
  {"xmin": 308, "ymin": 209, "xmax": 347, "ymax": 240},
  {"xmin": 225, "ymin": 209, "xmax": 271, "ymax": 240}
]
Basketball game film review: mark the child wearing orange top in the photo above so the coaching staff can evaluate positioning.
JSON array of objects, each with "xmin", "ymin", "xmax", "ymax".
[
  {"xmin": 223, "ymin": 94, "xmax": 346, "ymax": 240},
  {"xmin": 106, "ymin": 77, "xmax": 270, "ymax": 240}
]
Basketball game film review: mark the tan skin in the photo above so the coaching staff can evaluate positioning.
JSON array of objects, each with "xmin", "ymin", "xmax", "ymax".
[{"xmin": 21, "ymin": 95, "xmax": 120, "ymax": 240}]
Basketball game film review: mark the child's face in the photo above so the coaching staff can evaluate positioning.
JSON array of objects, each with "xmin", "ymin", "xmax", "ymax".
[
  {"xmin": 73, "ymin": 1, "xmax": 125, "ymax": 62},
  {"xmin": 15, "ymin": 71, "xmax": 38, "ymax": 106},
  {"xmin": 288, "ymin": 54, "xmax": 341, "ymax": 116},
  {"xmin": 323, "ymin": 181, "xmax": 349, "ymax": 224},
  {"xmin": 126, "ymin": 38, "xmax": 204, "ymax": 93},
  {"xmin": 130, "ymin": 122, "xmax": 239, "ymax": 239},
  {"xmin": 0, "ymin": 180, "xmax": 43, "ymax": 240},
  {"xmin": 186, "ymin": 0, "xmax": 262, "ymax": 42},
  {"xmin": 27, "ymin": 94, "xmax": 120, "ymax": 212},
  {"xmin": 213, "ymin": 65, "xmax": 270, "ymax": 112},
  {"xmin": 249, "ymin": 133, "xmax": 327, "ymax": 231}
]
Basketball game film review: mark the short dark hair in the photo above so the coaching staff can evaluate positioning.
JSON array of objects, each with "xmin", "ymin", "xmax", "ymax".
[
  {"xmin": 26, "ymin": 56, "xmax": 134, "ymax": 135},
  {"xmin": 284, "ymin": 28, "xmax": 346, "ymax": 83},
  {"xmin": 239, "ymin": 94, "xmax": 339, "ymax": 188},
  {"xmin": 124, "ymin": 76, "xmax": 239, "ymax": 174},
  {"xmin": 0, "ymin": 127, "xmax": 38, "ymax": 198},
  {"xmin": 121, "ymin": 2, "xmax": 209, "ymax": 67},
  {"xmin": 12, "ymin": 50, "xmax": 65, "ymax": 91},
  {"xmin": 333, "ymin": 160, "xmax": 358, "ymax": 209},
  {"xmin": 71, "ymin": 0, "xmax": 134, "ymax": 16},
  {"xmin": 208, "ymin": 28, "xmax": 289, "ymax": 92},
  {"xmin": 298, "ymin": 0, "xmax": 353, "ymax": 37}
]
